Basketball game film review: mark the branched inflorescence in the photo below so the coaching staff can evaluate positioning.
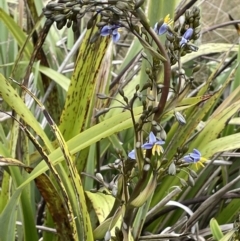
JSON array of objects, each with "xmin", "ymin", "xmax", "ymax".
[
  {"xmin": 43, "ymin": 0, "xmax": 204, "ymax": 176},
  {"xmin": 43, "ymin": 1, "xmax": 206, "ymax": 229}
]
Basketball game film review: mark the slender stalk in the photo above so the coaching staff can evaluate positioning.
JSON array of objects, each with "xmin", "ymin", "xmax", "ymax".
[{"xmin": 134, "ymin": 9, "xmax": 171, "ymax": 122}]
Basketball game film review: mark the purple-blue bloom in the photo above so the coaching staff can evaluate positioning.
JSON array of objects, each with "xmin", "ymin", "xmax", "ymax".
[
  {"xmin": 179, "ymin": 28, "xmax": 193, "ymax": 47},
  {"xmin": 183, "ymin": 148, "xmax": 207, "ymax": 169},
  {"xmin": 100, "ymin": 24, "xmax": 121, "ymax": 43},
  {"xmin": 128, "ymin": 132, "xmax": 165, "ymax": 159},
  {"xmin": 154, "ymin": 22, "xmax": 168, "ymax": 35},
  {"xmin": 142, "ymin": 132, "xmax": 165, "ymax": 156},
  {"xmin": 154, "ymin": 14, "xmax": 172, "ymax": 36}
]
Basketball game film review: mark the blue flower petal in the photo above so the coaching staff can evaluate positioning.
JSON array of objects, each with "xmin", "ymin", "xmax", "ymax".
[
  {"xmin": 154, "ymin": 22, "xmax": 168, "ymax": 35},
  {"xmin": 193, "ymin": 149, "xmax": 201, "ymax": 156},
  {"xmin": 128, "ymin": 149, "xmax": 136, "ymax": 159},
  {"xmin": 183, "ymin": 28, "xmax": 193, "ymax": 40},
  {"xmin": 183, "ymin": 148, "xmax": 204, "ymax": 165},
  {"xmin": 180, "ymin": 37, "xmax": 187, "ymax": 47},
  {"xmin": 155, "ymin": 140, "xmax": 165, "ymax": 145},
  {"xmin": 100, "ymin": 24, "xmax": 121, "ymax": 43},
  {"xmin": 148, "ymin": 132, "xmax": 157, "ymax": 144},
  {"xmin": 112, "ymin": 27, "xmax": 120, "ymax": 34},
  {"xmin": 180, "ymin": 28, "xmax": 194, "ymax": 47},
  {"xmin": 183, "ymin": 155, "xmax": 193, "ymax": 163},
  {"xmin": 189, "ymin": 153, "xmax": 200, "ymax": 162},
  {"xmin": 100, "ymin": 25, "xmax": 111, "ymax": 36},
  {"xmin": 112, "ymin": 32, "xmax": 120, "ymax": 42},
  {"xmin": 142, "ymin": 143, "xmax": 153, "ymax": 150},
  {"xmin": 157, "ymin": 23, "xmax": 168, "ymax": 35}
]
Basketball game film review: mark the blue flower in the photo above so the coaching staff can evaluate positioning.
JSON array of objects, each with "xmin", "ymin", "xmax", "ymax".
[
  {"xmin": 183, "ymin": 148, "xmax": 207, "ymax": 169},
  {"xmin": 100, "ymin": 24, "xmax": 121, "ymax": 42},
  {"xmin": 154, "ymin": 14, "xmax": 172, "ymax": 35},
  {"xmin": 142, "ymin": 132, "xmax": 165, "ymax": 156},
  {"xmin": 128, "ymin": 132, "xmax": 165, "ymax": 159},
  {"xmin": 179, "ymin": 28, "xmax": 193, "ymax": 47}
]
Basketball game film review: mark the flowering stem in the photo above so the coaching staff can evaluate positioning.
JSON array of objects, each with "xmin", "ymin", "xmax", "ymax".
[{"xmin": 134, "ymin": 9, "xmax": 171, "ymax": 122}]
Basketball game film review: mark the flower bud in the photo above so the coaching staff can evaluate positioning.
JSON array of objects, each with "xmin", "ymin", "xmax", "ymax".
[
  {"xmin": 175, "ymin": 111, "xmax": 186, "ymax": 125},
  {"xmin": 168, "ymin": 162, "xmax": 176, "ymax": 175}
]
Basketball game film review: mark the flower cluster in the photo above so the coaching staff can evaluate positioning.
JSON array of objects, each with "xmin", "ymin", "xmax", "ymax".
[
  {"xmin": 128, "ymin": 132, "xmax": 165, "ymax": 159},
  {"xmin": 154, "ymin": 14, "xmax": 195, "ymax": 50},
  {"xmin": 100, "ymin": 24, "xmax": 121, "ymax": 43},
  {"xmin": 183, "ymin": 149, "xmax": 207, "ymax": 169}
]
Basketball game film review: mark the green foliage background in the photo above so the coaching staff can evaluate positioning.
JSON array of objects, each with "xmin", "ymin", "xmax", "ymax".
[{"xmin": 0, "ymin": 0, "xmax": 240, "ymax": 241}]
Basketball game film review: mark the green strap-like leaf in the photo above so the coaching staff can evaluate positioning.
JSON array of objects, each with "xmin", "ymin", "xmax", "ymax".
[
  {"xmin": 0, "ymin": 188, "xmax": 22, "ymax": 241},
  {"xmin": 59, "ymin": 26, "xmax": 110, "ymax": 141},
  {"xmin": 31, "ymin": 171, "xmax": 75, "ymax": 241},
  {"xmin": 0, "ymin": 75, "xmax": 54, "ymax": 152},
  {"xmin": 0, "ymin": 8, "xmax": 33, "ymax": 58}
]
